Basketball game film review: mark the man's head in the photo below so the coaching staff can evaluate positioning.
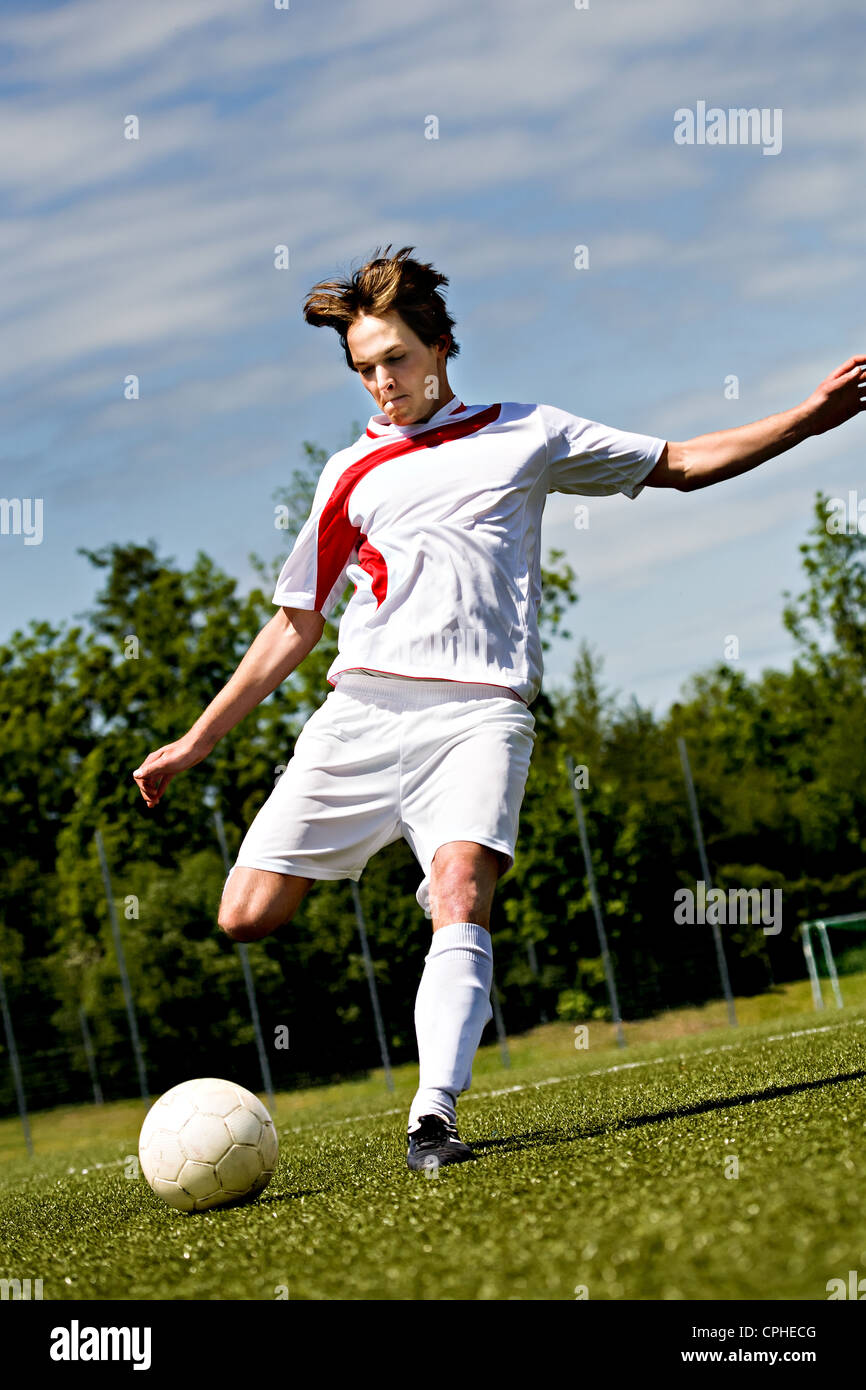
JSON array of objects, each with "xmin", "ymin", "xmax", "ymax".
[{"xmin": 303, "ymin": 245, "xmax": 460, "ymax": 425}]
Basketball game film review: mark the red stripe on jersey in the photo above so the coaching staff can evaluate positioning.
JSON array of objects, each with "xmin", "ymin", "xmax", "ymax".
[
  {"xmin": 357, "ymin": 535, "xmax": 388, "ymax": 607},
  {"xmin": 314, "ymin": 405, "xmax": 501, "ymax": 612}
]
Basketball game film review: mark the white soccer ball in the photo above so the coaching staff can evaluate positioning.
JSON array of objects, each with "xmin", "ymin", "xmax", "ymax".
[{"xmin": 139, "ymin": 1077, "xmax": 279, "ymax": 1212}]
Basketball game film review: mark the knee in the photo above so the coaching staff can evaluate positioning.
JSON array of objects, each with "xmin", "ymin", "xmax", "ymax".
[
  {"xmin": 432, "ymin": 846, "xmax": 502, "ymax": 897},
  {"xmin": 218, "ymin": 901, "xmax": 288, "ymax": 943},
  {"xmin": 430, "ymin": 847, "xmax": 501, "ymax": 922},
  {"xmin": 434, "ymin": 859, "xmax": 477, "ymax": 903}
]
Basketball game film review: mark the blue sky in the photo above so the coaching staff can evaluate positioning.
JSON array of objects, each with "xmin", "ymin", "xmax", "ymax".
[{"xmin": 1, "ymin": 0, "xmax": 864, "ymax": 712}]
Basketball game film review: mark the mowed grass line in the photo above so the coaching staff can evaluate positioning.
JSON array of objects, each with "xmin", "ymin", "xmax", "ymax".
[{"xmin": 0, "ymin": 985, "xmax": 864, "ymax": 1300}]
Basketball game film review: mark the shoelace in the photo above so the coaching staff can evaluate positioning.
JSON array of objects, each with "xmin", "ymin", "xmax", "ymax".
[{"xmin": 410, "ymin": 1116, "xmax": 459, "ymax": 1147}]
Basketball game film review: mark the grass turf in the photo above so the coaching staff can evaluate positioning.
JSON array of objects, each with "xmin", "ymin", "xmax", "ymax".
[{"xmin": 1, "ymin": 975, "xmax": 864, "ymax": 1301}]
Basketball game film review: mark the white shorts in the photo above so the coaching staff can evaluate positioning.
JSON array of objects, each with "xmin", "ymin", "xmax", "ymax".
[{"xmin": 232, "ymin": 673, "xmax": 537, "ymax": 917}]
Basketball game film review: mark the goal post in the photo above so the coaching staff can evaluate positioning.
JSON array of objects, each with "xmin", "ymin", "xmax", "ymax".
[{"xmin": 800, "ymin": 912, "xmax": 866, "ymax": 1011}]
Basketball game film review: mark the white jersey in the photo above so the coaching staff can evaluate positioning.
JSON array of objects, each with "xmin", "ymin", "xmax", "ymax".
[{"xmin": 272, "ymin": 396, "xmax": 666, "ymax": 704}]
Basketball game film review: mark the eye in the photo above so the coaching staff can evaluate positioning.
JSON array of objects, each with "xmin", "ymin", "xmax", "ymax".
[{"xmin": 360, "ymin": 356, "xmax": 402, "ymax": 375}]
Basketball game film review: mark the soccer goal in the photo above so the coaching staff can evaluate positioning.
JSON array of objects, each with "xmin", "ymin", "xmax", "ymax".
[{"xmin": 800, "ymin": 913, "xmax": 866, "ymax": 1010}]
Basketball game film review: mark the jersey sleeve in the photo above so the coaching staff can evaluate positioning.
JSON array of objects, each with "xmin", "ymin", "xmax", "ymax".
[
  {"xmin": 540, "ymin": 402, "xmax": 667, "ymax": 499},
  {"xmin": 272, "ymin": 454, "xmax": 359, "ymax": 620}
]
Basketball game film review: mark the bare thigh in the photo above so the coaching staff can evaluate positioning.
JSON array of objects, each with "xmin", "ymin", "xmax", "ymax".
[{"xmin": 218, "ymin": 867, "xmax": 315, "ymax": 943}]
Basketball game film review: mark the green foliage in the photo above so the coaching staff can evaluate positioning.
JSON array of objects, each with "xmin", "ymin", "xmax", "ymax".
[{"xmin": 2, "ymin": 479, "xmax": 866, "ymax": 1113}]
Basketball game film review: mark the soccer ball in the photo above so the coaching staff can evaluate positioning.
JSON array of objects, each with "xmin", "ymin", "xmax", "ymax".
[{"xmin": 139, "ymin": 1077, "xmax": 279, "ymax": 1212}]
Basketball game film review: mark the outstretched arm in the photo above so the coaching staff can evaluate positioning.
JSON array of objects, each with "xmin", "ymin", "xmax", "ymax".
[
  {"xmin": 132, "ymin": 605, "xmax": 325, "ymax": 808},
  {"xmin": 646, "ymin": 355, "xmax": 866, "ymax": 492}
]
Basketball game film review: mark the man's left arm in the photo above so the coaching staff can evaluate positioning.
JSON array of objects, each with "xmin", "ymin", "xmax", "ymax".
[{"xmin": 646, "ymin": 355, "xmax": 866, "ymax": 492}]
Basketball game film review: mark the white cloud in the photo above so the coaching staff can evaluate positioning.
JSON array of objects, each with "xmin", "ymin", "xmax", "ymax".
[{"xmin": 2, "ymin": 0, "xmax": 863, "ymax": 711}]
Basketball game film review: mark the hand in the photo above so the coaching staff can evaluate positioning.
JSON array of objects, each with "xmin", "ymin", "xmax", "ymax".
[
  {"xmin": 133, "ymin": 736, "xmax": 208, "ymax": 808},
  {"xmin": 800, "ymin": 355, "xmax": 866, "ymax": 436}
]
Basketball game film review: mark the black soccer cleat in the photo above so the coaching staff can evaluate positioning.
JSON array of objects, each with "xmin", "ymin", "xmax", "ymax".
[{"xmin": 407, "ymin": 1114, "xmax": 474, "ymax": 1172}]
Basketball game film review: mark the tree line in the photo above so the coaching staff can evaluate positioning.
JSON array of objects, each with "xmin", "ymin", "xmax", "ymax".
[{"xmin": 1, "ymin": 437, "xmax": 864, "ymax": 1114}]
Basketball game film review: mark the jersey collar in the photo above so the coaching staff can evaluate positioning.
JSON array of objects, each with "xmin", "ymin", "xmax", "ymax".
[{"xmin": 366, "ymin": 394, "xmax": 468, "ymax": 439}]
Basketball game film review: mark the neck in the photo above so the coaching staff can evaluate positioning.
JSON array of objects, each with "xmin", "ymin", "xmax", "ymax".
[{"xmin": 417, "ymin": 386, "xmax": 455, "ymax": 423}]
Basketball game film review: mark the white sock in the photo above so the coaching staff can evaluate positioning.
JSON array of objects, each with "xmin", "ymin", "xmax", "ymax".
[{"xmin": 407, "ymin": 921, "xmax": 494, "ymax": 1133}]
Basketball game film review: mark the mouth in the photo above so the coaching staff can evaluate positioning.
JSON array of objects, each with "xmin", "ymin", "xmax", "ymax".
[{"xmin": 384, "ymin": 396, "xmax": 406, "ymax": 407}]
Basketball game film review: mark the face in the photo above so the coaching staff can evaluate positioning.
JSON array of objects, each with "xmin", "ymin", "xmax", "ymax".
[{"xmin": 346, "ymin": 309, "xmax": 454, "ymax": 425}]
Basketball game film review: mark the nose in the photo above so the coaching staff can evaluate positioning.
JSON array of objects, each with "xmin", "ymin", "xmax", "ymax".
[{"xmin": 375, "ymin": 364, "xmax": 396, "ymax": 393}]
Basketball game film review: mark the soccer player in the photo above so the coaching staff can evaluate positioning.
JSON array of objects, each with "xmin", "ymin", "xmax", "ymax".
[{"xmin": 133, "ymin": 245, "xmax": 865, "ymax": 1172}]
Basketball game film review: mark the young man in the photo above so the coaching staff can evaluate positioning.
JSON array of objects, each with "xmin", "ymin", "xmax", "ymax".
[{"xmin": 133, "ymin": 245, "xmax": 865, "ymax": 1172}]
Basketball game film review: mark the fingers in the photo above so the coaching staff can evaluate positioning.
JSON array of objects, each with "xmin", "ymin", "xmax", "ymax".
[
  {"xmin": 133, "ymin": 753, "xmax": 169, "ymax": 807},
  {"xmin": 842, "ymin": 365, "xmax": 866, "ymax": 408},
  {"xmin": 134, "ymin": 777, "xmax": 162, "ymax": 807},
  {"xmin": 832, "ymin": 354, "xmax": 866, "ymax": 378}
]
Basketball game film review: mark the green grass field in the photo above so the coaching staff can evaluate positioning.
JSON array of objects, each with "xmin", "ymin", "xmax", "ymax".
[{"xmin": 2, "ymin": 974, "xmax": 864, "ymax": 1301}]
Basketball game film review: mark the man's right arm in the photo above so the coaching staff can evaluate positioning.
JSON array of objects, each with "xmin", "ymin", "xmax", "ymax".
[
  {"xmin": 185, "ymin": 605, "xmax": 324, "ymax": 752},
  {"xmin": 132, "ymin": 606, "xmax": 325, "ymax": 808}
]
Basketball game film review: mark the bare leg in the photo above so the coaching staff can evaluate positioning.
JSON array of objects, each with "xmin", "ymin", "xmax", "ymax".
[
  {"xmin": 428, "ymin": 840, "xmax": 508, "ymax": 932},
  {"xmin": 218, "ymin": 866, "xmax": 315, "ymax": 943}
]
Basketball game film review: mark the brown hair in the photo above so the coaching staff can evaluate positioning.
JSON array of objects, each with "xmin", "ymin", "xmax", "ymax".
[{"xmin": 302, "ymin": 244, "xmax": 460, "ymax": 371}]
